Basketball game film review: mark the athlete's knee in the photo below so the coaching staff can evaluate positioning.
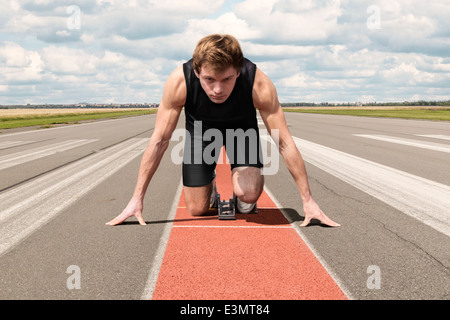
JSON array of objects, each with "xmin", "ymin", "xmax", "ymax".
[
  {"xmin": 185, "ymin": 197, "xmax": 210, "ymax": 216},
  {"xmin": 187, "ymin": 207, "xmax": 207, "ymax": 216},
  {"xmin": 233, "ymin": 178, "xmax": 264, "ymax": 203},
  {"xmin": 232, "ymin": 167, "xmax": 264, "ymax": 203},
  {"xmin": 184, "ymin": 182, "xmax": 216, "ymax": 216},
  {"xmin": 234, "ymin": 187, "xmax": 262, "ymax": 204}
]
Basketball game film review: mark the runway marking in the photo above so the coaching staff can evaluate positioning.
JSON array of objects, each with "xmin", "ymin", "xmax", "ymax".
[
  {"xmin": 256, "ymin": 115, "xmax": 265, "ymax": 126},
  {"xmin": 280, "ymin": 136, "xmax": 450, "ymax": 237},
  {"xmin": 0, "ymin": 141, "xmax": 35, "ymax": 150},
  {"xmin": 0, "ymin": 138, "xmax": 149, "ymax": 257},
  {"xmin": 263, "ymin": 186, "xmax": 354, "ymax": 300},
  {"xmin": 140, "ymin": 178, "xmax": 183, "ymax": 301},
  {"xmin": 415, "ymin": 134, "xmax": 450, "ymax": 141},
  {"xmin": 353, "ymin": 134, "xmax": 450, "ymax": 153},
  {"xmin": 0, "ymin": 139, "xmax": 98, "ymax": 170},
  {"xmin": 150, "ymin": 150, "xmax": 347, "ymax": 300}
]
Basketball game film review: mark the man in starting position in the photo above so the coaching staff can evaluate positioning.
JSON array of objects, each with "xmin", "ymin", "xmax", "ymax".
[{"xmin": 106, "ymin": 34, "xmax": 340, "ymax": 227}]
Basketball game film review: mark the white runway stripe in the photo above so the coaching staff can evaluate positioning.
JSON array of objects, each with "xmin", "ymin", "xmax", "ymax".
[
  {"xmin": 260, "ymin": 135, "xmax": 450, "ymax": 237},
  {"xmin": 415, "ymin": 134, "xmax": 450, "ymax": 141},
  {"xmin": 291, "ymin": 136, "xmax": 450, "ymax": 237},
  {"xmin": 0, "ymin": 138, "xmax": 149, "ymax": 257},
  {"xmin": 353, "ymin": 134, "xmax": 450, "ymax": 153},
  {"xmin": 141, "ymin": 178, "xmax": 183, "ymax": 300},
  {"xmin": 256, "ymin": 115, "xmax": 265, "ymax": 126},
  {"xmin": 0, "ymin": 141, "xmax": 34, "ymax": 150},
  {"xmin": 0, "ymin": 139, "xmax": 98, "ymax": 170},
  {"xmin": 263, "ymin": 185, "xmax": 353, "ymax": 299}
]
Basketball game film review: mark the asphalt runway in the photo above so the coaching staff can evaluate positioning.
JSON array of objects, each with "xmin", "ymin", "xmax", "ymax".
[{"xmin": 0, "ymin": 112, "xmax": 449, "ymax": 300}]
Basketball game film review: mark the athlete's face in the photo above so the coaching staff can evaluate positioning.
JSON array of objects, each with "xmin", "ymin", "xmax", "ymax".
[{"xmin": 195, "ymin": 64, "xmax": 240, "ymax": 104}]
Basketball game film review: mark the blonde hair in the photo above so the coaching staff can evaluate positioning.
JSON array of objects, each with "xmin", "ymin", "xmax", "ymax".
[{"xmin": 192, "ymin": 34, "xmax": 244, "ymax": 74}]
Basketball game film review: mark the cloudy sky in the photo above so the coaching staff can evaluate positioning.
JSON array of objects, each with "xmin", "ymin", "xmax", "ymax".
[{"xmin": 0, "ymin": 0, "xmax": 449, "ymax": 105}]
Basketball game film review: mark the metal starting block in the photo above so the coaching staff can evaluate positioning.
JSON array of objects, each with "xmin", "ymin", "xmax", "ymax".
[
  {"xmin": 217, "ymin": 192, "xmax": 235, "ymax": 220},
  {"xmin": 217, "ymin": 192, "xmax": 258, "ymax": 220}
]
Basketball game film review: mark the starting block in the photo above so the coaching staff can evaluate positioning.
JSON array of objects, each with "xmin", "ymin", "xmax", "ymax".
[
  {"xmin": 217, "ymin": 193, "xmax": 235, "ymax": 220},
  {"xmin": 216, "ymin": 191, "xmax": 258, "ymax": 220}
]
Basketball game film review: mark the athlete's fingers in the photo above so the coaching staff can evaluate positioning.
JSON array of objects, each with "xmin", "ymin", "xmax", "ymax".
[
  {"xmin": 106, "ymin": 211, "xmax": 146, "ymax": 226},
  {"xmin": 105, "ymin": 216, "xmax": 123, "ymax": 226},
  {"xmin": 300, "ymin": 214, "xmax": 340, "ymax": 227},
  {"xmin": 106, "ymin": 213, "xmax": 128, "ymax": 226},
  {"xmin": 319, "ymin": 215, "xmax": 341, "ymax": 227},
  {"xmin": 300, "ymin": 216, "xmax": 311, "ymax": 227},
  {"xmin": 302, "ymin": 199, "xmax": 340, "ymax": 227},
  {"xmin": 136, "ymin": 213, "xmax": 147, "ymax": 226}
]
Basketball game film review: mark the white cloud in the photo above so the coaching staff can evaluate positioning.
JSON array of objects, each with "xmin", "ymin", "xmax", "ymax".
[
  {"xmin": 186, "ymin": 12, "xmax": 259, "ymax": 40},
  {"xmin": 234, "ymin": 0, "xmax": 342, "ymax": 43},
  {"xmin": 0, "ymin": 42, "xmax": 43, "ymax": 83},
  {"xmin": 0, "ymin": 0, "xmax": 449, "ymax": 104},
  {"xmin": 280, "ymin": 72, "xmax": 326, "ymax": 89},
  {"xmin": 381, "ymin": 62, "xmax": 436, "ymax": 85},
  {"xmin": 41, "ymin": 46, "xmax": 99, "ymax": 74}
]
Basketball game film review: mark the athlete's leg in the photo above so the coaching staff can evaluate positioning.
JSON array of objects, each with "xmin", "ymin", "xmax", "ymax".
[
  {"xmin": 231, "ymin": 166, "xmax": 264, "ymax": 204},
  {"xmin": 182, "ymin": 151, "xmax": 218, "ymax": 216},
  {"xmin": 183, "ymin": 180, "xmax": 216, "ymax": 216},
  {"xmin": 182, "ymin": 122, "xmax": 220, "ymax": 216}
]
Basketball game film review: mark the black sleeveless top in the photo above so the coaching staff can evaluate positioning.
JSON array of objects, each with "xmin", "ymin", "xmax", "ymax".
[{"xmin": 183, "ymin": 58, "xmax": 258, "ymax": 133}]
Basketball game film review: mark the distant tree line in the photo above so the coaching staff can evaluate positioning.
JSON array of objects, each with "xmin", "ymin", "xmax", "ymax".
[
  {"xmin": 281, "ymin": 100, "xmax": 450, "ymax": 107},
  {"xmin": 0, "ymin": 103, "xmax": 159, "ymax": 109},
  {"xmin": 1, "ymin": 100, "xmax": 450, "ymax": 109}
]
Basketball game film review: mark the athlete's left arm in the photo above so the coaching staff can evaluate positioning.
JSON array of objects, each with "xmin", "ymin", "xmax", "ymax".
[{"xmin": 254, "ymin": 69, "xmax": 340, "ymax": 227}]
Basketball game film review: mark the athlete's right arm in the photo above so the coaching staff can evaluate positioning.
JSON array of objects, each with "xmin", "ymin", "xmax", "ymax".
[{"xmin": 106, "ymin": 66, "xmax": 186, "ymax": 226}]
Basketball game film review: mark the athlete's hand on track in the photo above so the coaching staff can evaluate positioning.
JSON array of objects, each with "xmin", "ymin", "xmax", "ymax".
[
  {"xmin": 106, "ymin": 197, "xmax": 146, "ymax": 226},
  {"xmin": 301, "ymin": 198, "xmax": 340, "ymax": 227}
]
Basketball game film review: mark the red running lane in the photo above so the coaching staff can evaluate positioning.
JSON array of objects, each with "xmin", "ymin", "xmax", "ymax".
[{"xmin": 152, "ymin": 151, "xmax": 347, "ymax": 300}]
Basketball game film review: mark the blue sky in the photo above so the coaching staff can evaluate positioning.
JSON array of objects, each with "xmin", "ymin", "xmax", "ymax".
[{"xmin": 0, "ymin": 0, "xmax": 449, "ymax": 105}]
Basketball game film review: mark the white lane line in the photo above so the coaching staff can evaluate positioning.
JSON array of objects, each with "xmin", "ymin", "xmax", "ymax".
[
  {"xmin": 0, "ymin": 138, "xmax": 149, "ymax": 257},
  {"xmin": 415, "ymin": 134, "xmax": 450, "ymax": 141},
  {"xmin": 256, "ymin": 115, "xmax": 265, "ymax": 126},
  {"xmin": 278, "ymin": 136, "xmax": 450, "ymax": 237},
  {"xmin": 0, "ymin": 139, "xmax": 98, "ymax": 170},
  {"xmin": 263, "ymin": 185, "xmax": 353, "ymax": 300},
  {"xmin": 353, "ymin": 134, "xmax": 450, "ymax": 153},
  {"xmin": 141, "ymin": 178, "xmax": 183, "ymax": 300},
  {"xmin": 0, "ymin": 141, "xmax": 35, "ymax": 150}
]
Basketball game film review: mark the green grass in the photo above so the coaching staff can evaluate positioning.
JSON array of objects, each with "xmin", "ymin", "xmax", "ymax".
[
  {"xmin": 3, "ymin": 107, "xmax": 448, "ymax": 130},
  {"xmin": 0, "ymin": 109, "xmax": 158, "ymax": 130},
  {"xmin": 282, "ymin": 108, "xmax": 450, "ymax": 121}
]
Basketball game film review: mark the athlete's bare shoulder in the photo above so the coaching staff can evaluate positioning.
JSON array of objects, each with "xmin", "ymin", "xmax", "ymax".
[
  {"xmin": 161, "ymin": 65, "xmax": 186, "ymax": 109},
  {"xmin": 252, "ymin": 68, "xmax": 279, "ymax": 112}
]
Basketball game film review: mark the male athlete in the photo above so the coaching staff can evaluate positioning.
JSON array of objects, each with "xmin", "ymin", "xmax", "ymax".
[{"xmin": 106, "ymin": 34, "xmax": 340, "ymax": 227}]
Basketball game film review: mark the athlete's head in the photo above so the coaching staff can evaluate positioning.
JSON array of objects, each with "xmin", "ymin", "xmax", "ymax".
[
  {"xmin": 192, "ymin": 34, "xmax": 243, "ymax": 104},
  {"xmin": 193, "ymin": 34, "xmax": 244, "ymax": 74}
]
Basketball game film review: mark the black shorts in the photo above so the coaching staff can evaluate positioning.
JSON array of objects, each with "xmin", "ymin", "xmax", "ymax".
[{"xmin": 182, "ymin": 124, "xmax": 263, "ymax": 187}]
